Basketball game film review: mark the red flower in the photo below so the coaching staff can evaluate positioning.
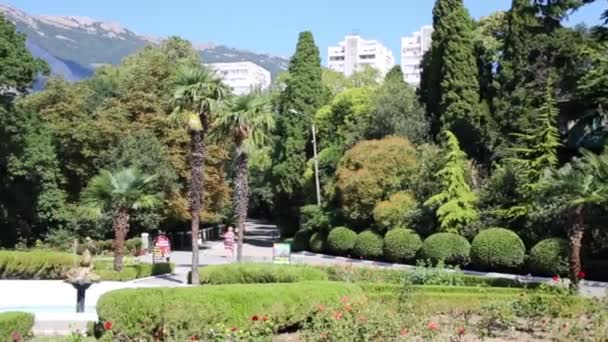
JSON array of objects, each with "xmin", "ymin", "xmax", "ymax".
[
  {"xmin": 231, "ymin": 327, "xmax": 238, "ymax": 332},
  {"xmin": 344, "ymin": 304, "xmax": 352, "ymax": 312},
  {"xmin": 456, "ymin": 326, "xmax": 465, "ymax": 336},
  {"xmin": 427, "ymin": 321, "xmax": 439, "ymax": 331},
  {"xmin": 578, "ymin": 271, "xmax": 586, "ymax": 279},
  {"xmin": 552, "ymin": 275, "xmax": 559, "ymax": 282},
  {"xmin": 317, "ymin": 304, "xmax": 325, "ymax": 312},
  {"xmin": 262, "ymin": 315, "xmax": 269, "ymax": 322},
  {"xmin": 320, "ymin": 332, "xmax": 328, "ymax": 339},
  {"xmin": 251, "ymin": 315, "xmax": 259, "ymax": 321},
  {"xmin": 333, "ymin": 311, "xmax": 343, "ymax": 320},
  {"xmin": 10, "ymin": 332, "xmax": 22, "ymax": 342},
  {"xmin": 400, "ymin": 328, "xmax": 409, "ymax": 336},
  {"xmin": 103, "ymin": 321, "xmax": 113, "ymax": 330},
  {"xmin": 190, "ymin": 336, "xmax": 199, "ymax": 341},
  {"xmin": 341, "ymin": 296, "xmax": 350, "ymax": 303}
]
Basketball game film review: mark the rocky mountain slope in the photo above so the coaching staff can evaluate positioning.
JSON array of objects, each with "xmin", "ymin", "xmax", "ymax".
[{"xmin": 0, "ymin": 4, "xmax": 288, "ymax": 82}]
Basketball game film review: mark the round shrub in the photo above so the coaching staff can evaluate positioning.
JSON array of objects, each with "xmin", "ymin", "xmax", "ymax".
[
  {"xmin": 309, "ymin": 232, "xmax": 327, "ymax": 254},
  {"xmin": 471, "ymin": 228, "xmax": 525, "ymax": 271},
  {"xmin": 383, "ymin": 229, "xmax": 422, "ymax": 263},
  {"xmin": 327, "ymin": 227, "xmax": 357, "ymax": 256},
  {"xmin": 372, "ymin": 192, "xmax": 417, "ymax": 232},
  {"xmin": 529, "ymin": 238, "xmax": 569, "ymax": 276},
  {"xmin": 293, "ymin": 229, "xmax": 313, "ymax": 252},
  {"xmin": 421, "ymin": 233, "xmax": 471, "ymax": 266},
  {"xmin": 0, "ymin": 312, "xmax": 34, "ymax": 341},
  {"xmin": 353, "ymin": 231, "xmax": 383, "ymax": 259}
]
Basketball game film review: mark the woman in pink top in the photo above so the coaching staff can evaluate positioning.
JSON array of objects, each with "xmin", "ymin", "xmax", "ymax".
[{"xmin": 223, "ymin": 226, "xmax": 236, "ymax": 258}]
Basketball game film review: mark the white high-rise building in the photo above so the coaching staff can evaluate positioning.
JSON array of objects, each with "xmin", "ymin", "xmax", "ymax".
[
  {"xmin": 327, "ymin": 35, "xmax": 395, "ymax": 77},
  {"xmin": 401, "ymin": 25, "xmax": 434, "ymax": 86},
  {"xmin": 207, "ymin": 61, "xmax": 271, "ymax": 95}
]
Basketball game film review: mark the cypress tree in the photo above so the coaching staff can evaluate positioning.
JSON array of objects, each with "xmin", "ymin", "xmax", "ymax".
[
  {"xmin": 424, "ymin": 130, "xmax": 478, "ymax": 234},
  {"xmin": 420, "ymin": 0, "xmax": 483, "ymax": 160},
  {"xmin": 272, "ymin": 31, "xmax": 324, "ymax": 231}
]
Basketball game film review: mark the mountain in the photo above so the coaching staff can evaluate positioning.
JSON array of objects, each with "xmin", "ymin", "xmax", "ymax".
[{"xmin": 0, "ymin": 4, "xmax": 288, "ymax": 82}]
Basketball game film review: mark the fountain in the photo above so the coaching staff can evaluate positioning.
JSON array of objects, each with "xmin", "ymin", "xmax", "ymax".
[{"xmin": 65, "ymin": 249, "xmax": 100, "ymax": 313}]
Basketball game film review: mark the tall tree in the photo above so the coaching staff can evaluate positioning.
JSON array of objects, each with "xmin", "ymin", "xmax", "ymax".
[
  {"xmin": 214, "ymin": 92, "xmax": 275, "ymax": 261},
  {"xmin": 170, "ymin": 65, "xmax": 230, "ymax": 284},
  {"xmin": 419, "ymin": 0, "xmax": 483, "ymax": 160},
  {"xmin": 424, "ymin": 131, "xmax": 478, "ymax": 234},
  {"xmin": 272, "ymin": 31, "xmax": 324, "ymax": 232},
  {"xmin": 81, "ymin": 167, "xmax": 161, "ymax": 271}
]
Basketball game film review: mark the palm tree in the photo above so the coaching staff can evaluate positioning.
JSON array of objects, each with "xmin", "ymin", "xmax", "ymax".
[
  {"xmin": 541, "ymin": 150, "xmax": 608, "ymax": 289},
  {"xmin": 170, "ymin": 65, "xmax": 229, "ymax": 283},
  {"xmin": 81, "ymin": 167, "xmax": 161, "ymax": 271},
  {"xmin": 214, "ymin": 91, "xmax": 275, "ymax": 261}
]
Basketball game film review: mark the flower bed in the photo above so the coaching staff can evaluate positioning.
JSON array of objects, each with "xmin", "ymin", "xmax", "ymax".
[{"xmin": 96, "ymin": 281, "xmax": 361, "ymax": 340}]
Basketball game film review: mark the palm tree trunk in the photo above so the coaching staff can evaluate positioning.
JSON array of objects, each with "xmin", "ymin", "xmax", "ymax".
[
  {"xmin": 189, "ymin": 128, "xmax": 206, "ymax": 284},
  {"xmin": 234, "ymin": 146, "xmax": 249, "ymax": 262},
  {"xmin": 568, "ymin": 205, "xmax": 584, "ymax": 290},
  {"xmin": 113, "ymin": 207, "xmax": 130, "ymax": 272}
]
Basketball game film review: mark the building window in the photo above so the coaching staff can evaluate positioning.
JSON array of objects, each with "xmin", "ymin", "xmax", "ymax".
[
  {"xmin": 330, "ymin": 56, "xmax": 345, "ymax": 61},
  {"xmin": 359, "ymin": 54, "xmax": 376, "ymax": 60}
]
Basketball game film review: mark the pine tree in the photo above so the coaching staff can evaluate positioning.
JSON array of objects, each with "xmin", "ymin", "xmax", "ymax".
[
  {"xmin": 272, "ymin": 31, "xmax": 324, "ymax": 230},
  {"xmin": 424, "ymin": 130, "xmax": 478, "ymax": 234},
  {"xmin": 419, "ymin": 0, "xmax": 483, "ymax": 160}
]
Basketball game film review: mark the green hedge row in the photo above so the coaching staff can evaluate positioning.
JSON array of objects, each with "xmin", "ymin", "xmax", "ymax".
[
  {"xmin": 0, "ymin": 312, "xmax": 34, "ymax": 341},
  {"xmin": 0, "ymin": 250, "xmax": 172, "ymax": 281},
  {"xmin": 198, "ymin": 263, "xmax": 327, "ymax": 284},
  {"xmin": 97, "ymin": 281, "xmax": 362, "ymax": 340}
]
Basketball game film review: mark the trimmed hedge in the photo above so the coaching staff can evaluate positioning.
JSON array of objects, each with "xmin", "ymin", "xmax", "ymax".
[
  {"xmin": 0, "ymin": 250, "xmax": 172, "ymax": 281},
  {"xmin": 97, "ymin": 281, "xmax": 362, "ymax": 339},
  {"xmin": 353, "ymin": 231, "xmax": 383, "ymax": 259},
  {"xmin": 0, "ymin": 312, "xmax": 34, "ymax": 341},
  {"xmin": 293, "ymin": 229, "xmax": 313, "ymax": 252},
  {"xmin": 471, "ymin": 228, "xmax": 525, "ymax": 271},
  {"xmin": 420, "ymin": 233, "xmax": 471, "ymax": 266},
  {"xmin": 309, "ymin": 232, "xmax": 327, "ymax": 253},
  {"xmin": 198, "ymin": 264, "xmax": 328, "ymax": 284},
  {"xmin": 529, "ymin": 238, "xmax": 569, "ymax": 276},
  {"xmin": 383, "ymin": 229, "xmax": 422, "ymax": 263},
  {"xmin": 327, "ymin": 227, "xmax": 357, "ymax": 256}
]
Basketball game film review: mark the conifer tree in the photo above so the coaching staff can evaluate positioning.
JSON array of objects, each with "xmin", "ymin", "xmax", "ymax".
[
  {"xmin": 419, "ymin": 0, "xmax": 483, "ymax": 160},
  {"xmin": 424, "ymin": 130, "xmax": 478, "ymax": 234},
  {"xmin": 272, "ymin": 31, "xmax": 324, "ymax": 230}
]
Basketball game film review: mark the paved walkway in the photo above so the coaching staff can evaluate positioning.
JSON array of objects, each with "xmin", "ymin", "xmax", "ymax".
[{"xmin": 134, "ymin": 220, "xmax": 608, "ymax": 298}]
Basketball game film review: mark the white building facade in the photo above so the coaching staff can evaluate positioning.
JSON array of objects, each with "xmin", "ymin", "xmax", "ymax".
[
  {"xmin": 401, "ymin": 25, "xmax": 434, "ymax": 86},
  {"xmin": 206, "ymin": 61, "xmax": 271, "ymax": 95},
  {"xmin": 327, "ymin": 35, "xmax": 395, "ymax": 77}
]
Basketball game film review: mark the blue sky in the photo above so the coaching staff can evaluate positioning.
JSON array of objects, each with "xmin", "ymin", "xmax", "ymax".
[{"xmin": 7, "ymin": 0, "xmax": 605, "ymax": 63}]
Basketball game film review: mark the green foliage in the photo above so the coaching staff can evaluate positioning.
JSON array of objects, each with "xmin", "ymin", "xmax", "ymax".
[
  {"xmin": 198, "ymin": 264, "xmax": 328, "ymax": 284},
  {"xmin": 327, "ymin": 227, "xmax": 357, "ymax": 256},
  {"xmin": 529, "ymin": 238, "xmax": 569, "ymax": 276},
  {"xmin": 0, "ymin": 312, "xmax": 34, "ymax": 341},
  {"xmin": 372, "ymin": 192, "xmax": 417, "ymax": 232},
  {"xmin": 96, "ymin": 281, "xmax": 361, "ymax": 339},
  {"xmin": 292, "ymin": 229, "xmax": 313, "ymax": 252},
  {"xmin": 309, "ymin": 232, "xmax": 328, "ymax": 253},
  {"xmin": 421, "ymin": 232, "xmax": 471, "ymax": 266},
  {"xmin": 383, "ymin": 229, "xmax": 423, "ymax": 263},
  {"xmin": 353, "ymin": 230, "xmax": 383, "ymax": 259},
  {"xmin": 336, "ymin": 137, "xmax": 418, "ymax": 227},
  {"xmin": 404, "ymin": 260, "xmax": 465, "ymax": 286},
  {"xmin": 95, "ymin": 262, "xmax": 173, "ymax": 281},
  {"xmin": 299, "ymin": 205, "xmax": 331, "ymax": 232},
  {"xmin": 470, "ymin": 228, "xmax": 526, "ymax": 271},
  {"xmin": 424, "ymin": 131, "xmax": 478, "ymax": 233}
]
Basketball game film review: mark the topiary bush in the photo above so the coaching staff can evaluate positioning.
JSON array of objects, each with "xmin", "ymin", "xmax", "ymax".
[
  {"xmin": 327, "ymin": 227, "xmax": 357, "ymax": 256},
  {"xmin": 309, "ymin": 232, "xmax": 328, "ymax": 253},
  {"xmin": 0, "ymin": 250, "xmax": 73, "ymax": 279},
  {"xmin": 372, "ymin": 192, "xmax": 417, "ymax": 232},
  {"xmin": 97, "ymin": 282, "xmax": 362, "ymax": 340},
  {"xmin": 383, "ymin": 229, "xmax": 422, "ymax": 263},
  {"xmin": 470, "ymin": 228, "xmax": 525, "ymax": 271},
  {"xmin": 529, "ymin": 238, "xmax": 569, "ymax": 276},
  {"xmin": 293, "ymin": 229, "xmax": 313, "ymax": 252},
  {"xmin": 199, "ymin": 264, "xmax": 328, "ymax": 284},
  {"xmin": 420, "ymin": 233, "xmax": 471, "ymax": 266},
  {"xmin": 353, "ymin": 231, "xmax": 383, "ymax": 259},
  {"xmin": 0, "ymin": 312, "xmax": 34, "ymax": 341}
]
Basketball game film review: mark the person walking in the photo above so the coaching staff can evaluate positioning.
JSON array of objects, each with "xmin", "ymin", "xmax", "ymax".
[{"xmin": 223, "ymin": 226, "xmax": 236, "ymax": 258}]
